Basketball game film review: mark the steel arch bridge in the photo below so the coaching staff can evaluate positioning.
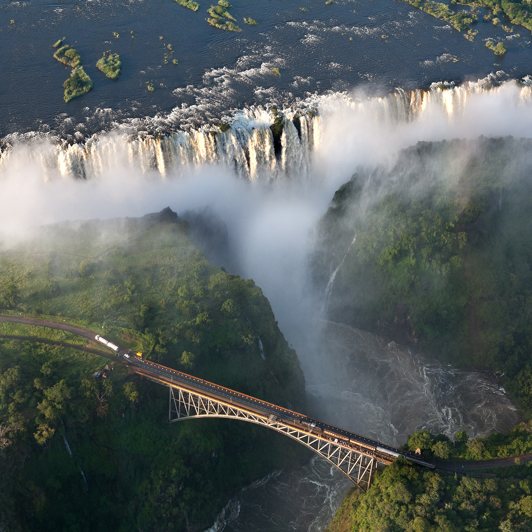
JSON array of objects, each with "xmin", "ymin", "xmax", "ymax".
[
  {"xmin": 0, "ymin": 315, "xmax": 434, "ymax": 492},
  {"xmin": 167, "ymin": 385, "xmax": 377, "ymax": 490}
]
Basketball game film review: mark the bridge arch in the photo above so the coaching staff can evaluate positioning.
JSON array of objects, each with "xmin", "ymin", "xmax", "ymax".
[{"xmin": 167, "ymin": 386, "xmax": 376, "ymax": 491}]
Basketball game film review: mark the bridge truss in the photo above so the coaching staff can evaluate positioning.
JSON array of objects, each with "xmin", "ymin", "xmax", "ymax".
[{"xmin": 167, "ymin": 386, "xmax": 376, "ymax": 491}]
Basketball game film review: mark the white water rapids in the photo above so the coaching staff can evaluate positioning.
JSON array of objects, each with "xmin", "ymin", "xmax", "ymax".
[
  {"xmin": 2, "ymin": 72, "xmax": 532, "ymax": 184},
  {"xmin": 2, "ymin": 73, "xmax": 531, "ymax": 530}
]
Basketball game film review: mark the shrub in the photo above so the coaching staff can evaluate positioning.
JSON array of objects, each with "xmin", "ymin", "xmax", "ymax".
[
  {"xmin": 171, "ymin": 0, "xmax": 200, "ymax": 11},
  {"xmin": 63, "ymin": 66, "xmax": 93, "ymax": 103},
  {"xmin": 96, "ymin": 52, "xmax": 122, "ymax": 80}
]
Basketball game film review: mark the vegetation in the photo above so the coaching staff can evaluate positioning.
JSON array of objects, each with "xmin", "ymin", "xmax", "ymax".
[
  {"xmin": 406, "ymin": 422, "xmax": 532, "ymax": 460},
  {"xmin": 171, "ymin": 0, "xmax": 200, "ymax": 11},
  {"xmin": 96, "ymin": 52, "xmax": 122, "ymax": 80},
  {"xmin": 63, "ymin": 66, "xmax": 94, "ymax": 103},
  {"xmin": 244, "ymin": 17, "xmax": 259, "ymax": 25},
  {"xmin": 313, "ymin": 137, "xmax": 532, "ymax": 415},
  {"xmin": 207, "ymin": 18, "xmax": 241, "ymax": 31},
  {"xmin": 486, "ymin": 39, "xmax": 507, "ymax": 54},
  {"xmin": 207, "ymin": 4, "xmax": 235, "ymax": 21},
  {"xmin": 53, "ymin": 44, "xmax": 82, "ymax": 68},
  {"xmin": 270, "ymin": 67, "xmax": 281, "ymax": 76},
  {"xmin": 218, "ymin": 122, "xmax": 231, "ymax": 132},
  {"xmin": 453, "ymin": 0, "xmax": 532, "ymax": 34},
  {"xmin": 207, "ymin": 0, "xmax": 241, "ymax": 31},
  {"xmin": 401, "ymin": 0, "xmax": 478, "ymax": 36},
  {"xmin": 327, "ymin": 459, "xmax": 532, "ymax": 532},
  {"xmin": 52, "ymin": 41, "xmax": 93, "ymax": 102},
  {"xmin": 0, "ymin": 209, "xmax": 307, "ymax": 530}
]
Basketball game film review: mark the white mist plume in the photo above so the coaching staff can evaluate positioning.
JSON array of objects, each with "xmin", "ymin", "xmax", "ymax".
[{"xmin": 3, "ymin": 78, "xmax": 532, "ymax": 348}]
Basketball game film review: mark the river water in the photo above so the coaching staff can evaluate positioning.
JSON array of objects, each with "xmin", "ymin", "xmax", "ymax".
[
  {"xmin": 2, "ymin": 0, "xmax": 532, "ymax": 530},
  {"xmin": 3, "ymin": 0, "xmax": 532, "ymax": 139}
]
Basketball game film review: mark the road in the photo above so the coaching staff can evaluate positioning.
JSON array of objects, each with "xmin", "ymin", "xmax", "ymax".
[
  {"xmin": 434, "ymin": 453, "xmax": 532, "ymax": 472},
  {"xmin": 0, "ymin": 334, "xmax": 115, "ymax": 361},
  {"xmin": 0, "ymin": 315, "xmax": 99, "ymax": 341},
  {"xmin": 2, "ymin": 314, "xmax": 530, "ymax": 473}
]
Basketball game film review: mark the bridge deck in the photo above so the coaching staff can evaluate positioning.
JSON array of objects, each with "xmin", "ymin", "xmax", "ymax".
[{"xmin": 130, "ymin": 356, "xmax": 433, "ymax": 468}]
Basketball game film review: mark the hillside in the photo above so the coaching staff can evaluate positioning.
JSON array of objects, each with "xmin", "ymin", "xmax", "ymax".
[
  {"xmin": 313, "ymin": 137, "xmax": 532, "ymax": 414},
  {"xmin": 326, "ymin": 459, "xmax": 532, "ymax": 532},
  {"xmin": 0, "ymin": 208, "xmax": 307, "ymax": 531}
]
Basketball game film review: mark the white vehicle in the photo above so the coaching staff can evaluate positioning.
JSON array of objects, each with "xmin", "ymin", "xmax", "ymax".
[
  {"xmin": 123, "ymin": 353, "xmax": 130, "ymax": 359},
  {"xmin": 95, "ymin": 335, "xmax": 119, "ymax": 351}
]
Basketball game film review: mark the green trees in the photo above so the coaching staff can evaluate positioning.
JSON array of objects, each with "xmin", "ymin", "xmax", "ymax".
[
  {"xmin": 314, "ymin": 138, "xmax": 532, "ymax": 413},
  {"xmin": 0, "ymin": 277, "xmax": 19, "ymax": 309},
  {"xmin": 486, "ymin": 39, "xmax": 507, "ymax": 55},
  {"xmin": 0, "ymin": 212, "xmax": 307, "ymax": 530},
  {"xmin": 96, "ymin": 52, "xmax": 122, "ymax": 80},
  {"xmin": 327, "ymin": 460, "xmax": 532, "ymax": 532}
]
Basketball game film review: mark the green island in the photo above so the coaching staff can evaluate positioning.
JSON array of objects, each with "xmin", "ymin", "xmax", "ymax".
[
  {"xmin": 486, "ymin": 38, "xmax": 507, "ymax": 54},
  {"xmin": 171, "ymin": 0, "xmax": 200, "ymax": 12},
  {"xmin": 402, "ymin": 0, "xmax": 532, "ymax": 42},
  {"xmin": 207, "ymin": 0, "xmax": 241, "ymax": 31},
  {"xmin": 244, "ymin": 17, "xmax": 258, "ymax": 25},
  {"xmin": 453, "ymin": 0, "xmax": 532, "ymax": 33},
  {"xmin": 0, "ymin": 209, "xmax": 307, "ymax": 530},
  {"xmin": 53, "ymin": 44, "xmax": 82, "ymax": 68},
  {"xmin": 401, "ymin": 0, "xmax": 478, "ymax": 33},
  {"xmin": 63, "ymin": 66, "xmax": 94, "ymax": 103},
  {"xmin": 96, "ymin": 52, "xmax": 122, "ymax": 80},
  {"xmin": 53, "ymin": 41, "xmax": 94, "ymax": 102}
]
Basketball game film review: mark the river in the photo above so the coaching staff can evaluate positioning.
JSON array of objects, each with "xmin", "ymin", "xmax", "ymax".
[{"xmin": 2, "ymin": 0, "xmax": 532, "ymax": 139}]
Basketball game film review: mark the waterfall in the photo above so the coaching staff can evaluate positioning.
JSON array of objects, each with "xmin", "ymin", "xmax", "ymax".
[
  {"xmin": 322, "ymin": 235, "xmax": 356, "ymax": 317},
  {"xmin": 2, "ymin": 74, "xmax": 532, "ymax": 182},
  {"xmin": 258, "ymin": 338, "xmax": 266, "ymax": 361},
  {"xmin": 61, "ymin": 419, "xmax": 89, "ymax": 492}
]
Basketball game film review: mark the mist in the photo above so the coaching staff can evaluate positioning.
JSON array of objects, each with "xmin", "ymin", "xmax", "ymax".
[{"xmin": 1, "ymin": 79, "xmax": 531, "ymax": 445}]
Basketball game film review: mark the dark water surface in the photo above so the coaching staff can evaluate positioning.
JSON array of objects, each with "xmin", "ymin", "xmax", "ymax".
[{"xmin": 2, "ymin": 0, "xmax": 532, "ymax": 138}]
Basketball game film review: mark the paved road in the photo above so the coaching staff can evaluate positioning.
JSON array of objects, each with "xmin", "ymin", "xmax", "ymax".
[
  {"xmin": 0, "ymin": 334, "xmax": 115, "ymax": 360},
  {"xmin": 0, "ymin": 315, "xmax": 97, "ymax": 341},
  {"xmin": 434, "ymin": 453, "xmax": 532, "ymax": 472}
]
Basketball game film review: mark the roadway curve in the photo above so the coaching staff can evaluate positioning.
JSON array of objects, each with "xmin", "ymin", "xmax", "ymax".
[
  {"xmin": 0, "ymin": 334, "xmax": 115, "ymax": 361},
  {"xmin": 2, "ymin": 314, "xmax": 531, "ymax": 473},
  {"xmin": 0, "ymin": 315, "xmax": 99, "ymax": 341}
]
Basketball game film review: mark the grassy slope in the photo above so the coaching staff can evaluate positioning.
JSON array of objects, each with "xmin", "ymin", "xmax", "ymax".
[{"xmin": 0, "ymin": 209, "xmax": 307, "ymax": 531}]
